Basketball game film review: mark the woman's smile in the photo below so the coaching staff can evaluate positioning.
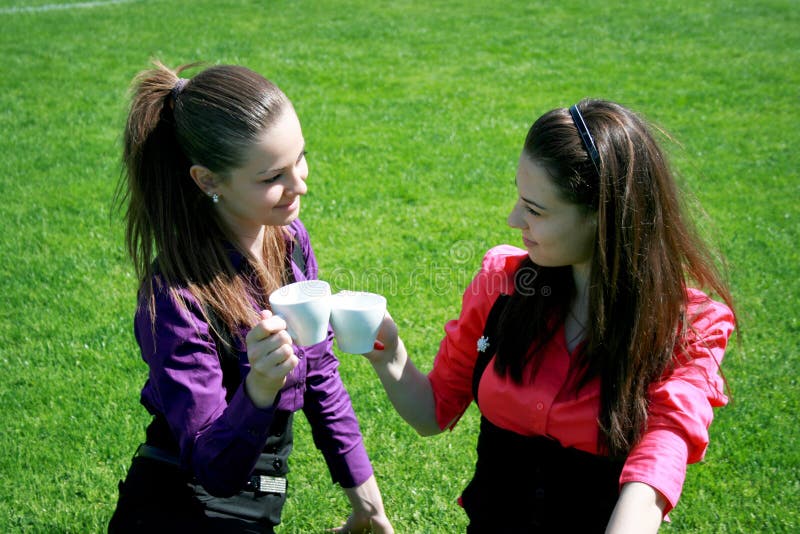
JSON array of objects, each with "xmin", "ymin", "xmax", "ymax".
[{"xmin": 276, "ymin": 196, "xmax": 300, "ymax": 212}]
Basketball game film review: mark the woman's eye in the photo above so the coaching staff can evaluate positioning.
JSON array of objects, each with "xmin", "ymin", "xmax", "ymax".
[
  {"xmin": 524, "ymin": 205, "xmax": 541, "ymax": 217},
  {"xmin": 263, "ymin": 174, "xmax": 282, "ymax": 184}
]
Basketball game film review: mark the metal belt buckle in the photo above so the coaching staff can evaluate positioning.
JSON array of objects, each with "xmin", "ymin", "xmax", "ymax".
[{"xmin": 249, "ymin": 475, "xmax": 287, "ymax": 494}]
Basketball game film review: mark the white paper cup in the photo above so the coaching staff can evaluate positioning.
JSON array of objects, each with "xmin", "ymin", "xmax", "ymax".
[
  {"xmin": 330, "ymin": 291, "xmax": 387, "ymax": 354},
  {"xmin": 268, "ymin": 280, "xmax": 332, "ymax": 346}
]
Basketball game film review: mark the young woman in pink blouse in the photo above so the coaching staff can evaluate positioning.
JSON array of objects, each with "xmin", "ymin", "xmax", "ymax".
[{"xmin": 362, "ymin": 100, "xmax": 736, "ymax": 532}]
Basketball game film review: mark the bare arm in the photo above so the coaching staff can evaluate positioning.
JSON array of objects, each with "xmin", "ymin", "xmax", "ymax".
[
  {"xmin": 606, "ymin": 482, "xmax": 666, "ymax": 533},
  {"xmin": 362, "ymin": 314, "xmax": 441, "ymax": 437},
  {"xmin": 331, "ymin": 475, "xmax": 394, "ymax": 533}
]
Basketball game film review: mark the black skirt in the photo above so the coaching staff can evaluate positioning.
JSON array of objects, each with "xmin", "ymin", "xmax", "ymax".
[
  {"xmin": 108, "ymin": 412, "xmax": 293, "ymax": 533},
  {"xmin": 461, "ymin": 417, "xmax": 625, "ymax": 533}
]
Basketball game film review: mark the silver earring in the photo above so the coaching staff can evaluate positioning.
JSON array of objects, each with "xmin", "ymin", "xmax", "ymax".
[{"xmin": 211, "ymin": 193, "xmax": 219, "ymax": 204}]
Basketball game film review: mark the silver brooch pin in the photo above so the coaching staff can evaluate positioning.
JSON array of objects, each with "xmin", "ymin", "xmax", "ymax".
[{"xmin": 477, "ymin": 336, "xmax": 490, "ymax": 353}]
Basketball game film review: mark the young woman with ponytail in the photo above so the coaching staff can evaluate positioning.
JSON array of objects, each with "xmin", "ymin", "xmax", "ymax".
[
  {"xmin": 362, "ymin": 100, "xmax": 736, "ymax": 532},
  {"xmin": 108, "ymin": 62, "xmax": 392, "ymax": 533}
]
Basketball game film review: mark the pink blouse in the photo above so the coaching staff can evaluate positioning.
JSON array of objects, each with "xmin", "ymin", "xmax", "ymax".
[{"xmin": 428, "ymin": 245, "xmax": 734, "ymax": 513}]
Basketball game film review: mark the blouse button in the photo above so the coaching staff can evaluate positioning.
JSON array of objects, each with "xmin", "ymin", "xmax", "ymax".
[{"xmin": 536, "ymin": 402, "xmax": 544, "ymax": 411}]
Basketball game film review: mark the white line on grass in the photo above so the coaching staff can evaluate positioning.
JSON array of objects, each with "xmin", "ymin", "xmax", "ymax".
[{"xmin": 0, "ymin": 0, "xmax": 135, "ymax": 14}]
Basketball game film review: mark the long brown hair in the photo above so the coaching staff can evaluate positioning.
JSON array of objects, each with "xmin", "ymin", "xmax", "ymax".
[
  {"xmin": 116, "ymin": 61, "xmax": 289, "ymax": 338},
  {"xmin": 496, "ymin": 99, "xmax": 736, "ymax": 456}
]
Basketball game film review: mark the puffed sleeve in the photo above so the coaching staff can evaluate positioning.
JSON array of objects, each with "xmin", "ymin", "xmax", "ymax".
[
  {"xmin": 620, "ymin": 288, "xmax": 735, "ymax": 513},
  {"xmin": 135, "ymin": 284, "xmax": 279, "ymax": 497},
  {"xmin": 428, "ymin": 245, "xmax": 526, "ymax": 431}
]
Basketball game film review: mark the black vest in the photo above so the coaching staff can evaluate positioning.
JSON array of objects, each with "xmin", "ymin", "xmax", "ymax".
[
  {"xmin": 140, "ymin": 242, "xmax": 306, "ymax": 527},
  {"xmin": 461, "ymin": 294, "xmax": 625, "ymax": 533}
]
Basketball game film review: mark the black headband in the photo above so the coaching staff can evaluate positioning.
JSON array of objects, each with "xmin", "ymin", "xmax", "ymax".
[{"xmin": 568, "ymin": 104, "xmax": 601, "ymax": 176}]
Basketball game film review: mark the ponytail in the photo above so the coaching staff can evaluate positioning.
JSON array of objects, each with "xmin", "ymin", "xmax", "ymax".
[
  {"xmin": 116, "ymin": 61, "xmax": 289, "ymax": 339},
  {"xmin": 119, "ymin": 62, "xmax": 197, "ymax": 295}
]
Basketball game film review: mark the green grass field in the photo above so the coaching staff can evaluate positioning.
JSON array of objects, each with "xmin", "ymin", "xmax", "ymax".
[{"xmin": 1, "ymin": 0, "xmax": 797, "ymax": 532}]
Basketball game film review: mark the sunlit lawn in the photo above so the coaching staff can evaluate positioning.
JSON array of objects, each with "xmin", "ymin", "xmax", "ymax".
[{"xmin": 0, "ymin": 0, "xmax": 797, "ymax": 531}]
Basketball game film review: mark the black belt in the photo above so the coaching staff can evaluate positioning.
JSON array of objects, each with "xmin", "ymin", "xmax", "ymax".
[
  {"xmin": 134, "ymin": 444, "xmax": 287, "ymax": 495},
  {"xmin": 135, "ymin": 443, "xmax": 179, "ymax": 467}
]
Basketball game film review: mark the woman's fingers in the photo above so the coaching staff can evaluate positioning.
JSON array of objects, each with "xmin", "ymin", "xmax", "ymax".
[
  {"xmin": 245, "ymin": 311, "xmax": 288, "ymax": 344},
  {"xmin": 250, "ymin": 330, "xmax": 293, "ymax": 359},
  {"xmin": 371, "ymin": 313, "xmax": 399, "ymax": 350},
  {"xmin": 250, "ymin": 343, "xmax": 299, "ymax": 378},
  {"xmin": 245, "ymin": 309, "xmax": 298, "ymax": 384}
]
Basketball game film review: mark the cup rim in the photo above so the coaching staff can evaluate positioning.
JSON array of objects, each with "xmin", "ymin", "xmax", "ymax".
[
  {"xmin": 269, "ymin": 280, "xmax": 331, "ymax": 305},
  {"xmin": 331, "ymin": 290, "xmax": 386, "ymax": 309}
]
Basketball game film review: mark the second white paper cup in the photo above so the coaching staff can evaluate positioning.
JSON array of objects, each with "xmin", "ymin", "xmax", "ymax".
[
  {"xmin": 330, "ymin": 291, "xmax": 387, "ymax": 354},
  {"xmin": 268, "ymin": 280, "xmax": 331, "ymax": 346}
]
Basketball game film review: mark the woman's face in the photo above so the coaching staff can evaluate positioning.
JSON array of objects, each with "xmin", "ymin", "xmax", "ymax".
[
  {"xmin": 211, "ymin": 105, "xmax": 308, "ymax": 237},
  {"xmin": 507, "ymin": 152, "xmax": 597, "ymax": 269}
]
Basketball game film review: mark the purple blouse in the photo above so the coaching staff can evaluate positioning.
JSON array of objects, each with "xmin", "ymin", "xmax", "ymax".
[{"xmin": 134, "ymin": 219, "xmax": 372, "ymax": 496}]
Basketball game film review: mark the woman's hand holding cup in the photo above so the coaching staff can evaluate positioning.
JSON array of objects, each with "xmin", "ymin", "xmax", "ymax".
[
  {"xmin": 363, "ymin": 312, "xmax": 402, "ymax": 366},
  {"xmin": 244, "ymin": 309, "xmax": 299, "ymax": 408}
]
